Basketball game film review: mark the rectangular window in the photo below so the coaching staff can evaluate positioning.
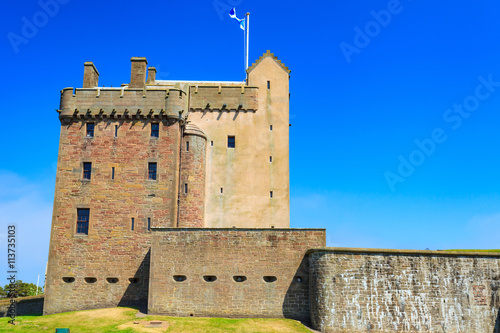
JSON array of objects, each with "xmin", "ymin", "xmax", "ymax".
[
  {"xmin": 186, "ymin": 141, "xmax": 189, "ymax": 151},
  {"xmin": 114, "ymin": 125, "xmax": 118, "ymax": 138},
  {"xmin": 148, "ymin": 162, "xmax": 157, "ymax": 180},
  {"xmin": 220, "ymin": 187, "xmax": 223, "ymax": 194},
  {"xmin": 147, "ymin": 218, "xmax": 151, "ymax": 231},
  {"xmin": 211, "ymin": 141, "xmax": 213, "ymax": 146},
  {"xmin": 77, "ymin": 208, "xmax": 90, "ymax": 235},
  {"xmin": 86, "ymin": 123, "xmax": 95, "ymax": 137},
  {"xmin": 267, "ymin": 81, "xmax": 270, "ymax": 89},
  {"xmin": 270, "ymin": 156, "xmax": 272, "ymax": 162},
  {"xmin": 270, "ymin": 125, "xmax": 273, "ymax": 131},
  {"xmin": 131, "ymin": 218, "xmax": 135, "ymax": 231},
  {"xmin": 83, "ymin": 162, "xmax": 92, "ymax": 180},
  {"xmin": 111, "ymin": 167, "xmax": 115, "ymax": 180},
  {"xmin": 227, "ymin": 136, "xmax": 235, "ymax": 148},
  {"xmin": 184, "ymin": 183, "xmax": 188, "ymax": 194},
  {"xmin": 270, "ymin": 191, "xmax": 273, "ymax": 198},
  {"xmin": 151, "ymin": 123, "xmax": 159, "ymax": 138}
]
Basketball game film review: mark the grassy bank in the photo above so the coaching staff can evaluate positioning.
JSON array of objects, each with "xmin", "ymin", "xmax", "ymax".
[{"xmin": 0, "ymin": 307, "xmax": 312, "ymax": 332}]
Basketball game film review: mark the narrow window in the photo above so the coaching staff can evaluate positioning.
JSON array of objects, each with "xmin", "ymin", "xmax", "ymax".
[
  {"xmin": 111, "ymin": 167, "xmax": 115, "ymax": 180},
  {"xmin": 267, "ymin": 81, "xmax": 270, "ymax": 89},
  {"xmin": 211, "ymin": 141, "xmax": 213, "ymax": 146},
  {"xmin": 270, "ymin": 125, "xmax": 273, "ymax": 131},
  {"xmin": 227, "ymin": 136, "xmax": 235, "ymax": 148},
  {"xmin": 147, "ymin": 218, "xmax": 151, "ymax": 231},
  {"xmin": 186, "ymin": 141, "xmax": 190, "ymax": 151},
  {"xmin": 220, "ymin": 187, "xmax": 223, "ymax": 194},
  {"xmin": 184, "ymin": 183, "xmax": 188, "ymax": 194},
  {"xmin": 86, "ymin": 123, "xmax": 94, "ymax": 137},
  {"xmin": 114, "ymin": 125, "xmax": 118, "ymax": 138},
  {"xmin": 131, "ymin": 218, "xmax": 134, "ymax": 231},
  {"xmin": 151, "ymin": 123, "xmax": 159, "ymax": 138},
  {"xmin": 83, "ymin": 162, "xmax": 92, "ymax": 180},
  {"xmin": 148, "ymin": 162, "xmax": 157, "ymax": 180},
  {"xmin": 270, "ymin": 191, "xmax": 273, "ymax": 198},
  {"xmin": 77, "ymin": 208, "xmax": 90, "ymax": 235},
  {"xmin": 269, "ymin": 156, "xmax": 272, "ymax": 162}
]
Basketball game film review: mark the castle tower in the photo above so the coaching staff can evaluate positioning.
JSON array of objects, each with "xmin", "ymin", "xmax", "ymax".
[
  {"xmin": 44, "ymin": 51, "xmax": 294, "ymax": 315},
  {"xmin": 178, "ymin": 123, "xmax": 207, "ymax": 228}
]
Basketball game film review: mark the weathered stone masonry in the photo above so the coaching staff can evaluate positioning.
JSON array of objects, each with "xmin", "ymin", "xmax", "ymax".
[
  {"xmin": 149, "ymin": 228, "xmax": 326, "ymax": 321},
  {"xmin": 308, "ymin": 248, "xmax": 500, "ymax": 333}
]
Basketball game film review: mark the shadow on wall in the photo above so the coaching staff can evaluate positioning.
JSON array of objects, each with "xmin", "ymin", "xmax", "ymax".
[
  {"xmin": 495, "ymin": 308, "xmax": 500, "ymax": 333},
  {"xmin": 282, "ymin": 256, "xmax": 310, "ymax": 325},
  {"xmin": 494, "ymin": 277, "xmax": 500, "ymax": 333},
  {"xmin": 117, "ymin": 249, "xmax": 150, "ymax": 313}
]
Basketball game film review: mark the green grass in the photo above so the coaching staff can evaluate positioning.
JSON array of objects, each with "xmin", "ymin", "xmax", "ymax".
[
  {"xmin": 443, "ymin": 249, "xmax": 500, "ymax": 252},
  {"xmin": 0, "ymin": 307, "xmax": 312, "ymax": 333}
]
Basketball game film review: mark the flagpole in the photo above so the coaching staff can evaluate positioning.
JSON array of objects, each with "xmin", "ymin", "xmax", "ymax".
[{"xmin": 245, "ymin": 12, "xmax": 250, "ymax": 72}]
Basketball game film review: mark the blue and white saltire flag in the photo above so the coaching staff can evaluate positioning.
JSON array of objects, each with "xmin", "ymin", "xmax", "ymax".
[{"xmin": 229, "ymin": 7, "xmax": 245, "ymax": 31}]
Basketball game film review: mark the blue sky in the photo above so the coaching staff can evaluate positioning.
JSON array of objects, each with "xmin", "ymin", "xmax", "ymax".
[{"xmin": 1, "ymin": 0, "xmax": 500, "ymax": 285}]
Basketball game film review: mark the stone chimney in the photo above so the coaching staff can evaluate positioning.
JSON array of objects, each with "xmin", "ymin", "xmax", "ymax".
[
  {"xmin": 83, "ymin": 62, "xmax": 99, "ymax": 88},
  {"xmin": 147, "ymin": 67, "xmax": 157, "ymax": 84},
  {"xmin": 129, "ymin": 57, "xmax": 148, "ymax": 88}
]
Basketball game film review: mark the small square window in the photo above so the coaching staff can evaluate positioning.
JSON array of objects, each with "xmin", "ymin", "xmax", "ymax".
[
  {"xmin": 148, "ymin": 162, "xmax": 157, "ymax": 180},
  {"xmin": 77, "ymin": 208, "xmax": 90, "ymax": 235},
  {"xmin": 86, "ymin": 123, "xmax": 95, "ymax": 137},
  {"xmin": 151, "ymin": 123, "xmax": 159, "ymax": 138},
  {"xmin": 228, "ymin": 136, "xmax": 235, "ymax": 148},
  {"xmin": 83, "ymin": 162, "xmax": 92, "ymax": 180}
]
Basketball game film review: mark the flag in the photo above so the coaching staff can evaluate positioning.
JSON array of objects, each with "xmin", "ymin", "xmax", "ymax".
[{"xmin": 229, "ymin": 7, "xmax": 245, "ymax": 31}]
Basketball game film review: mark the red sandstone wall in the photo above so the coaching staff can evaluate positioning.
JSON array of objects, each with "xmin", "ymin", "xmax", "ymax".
[
  {"xmin": 178, "ymin": 132, "xmax": 206, "ymax": 227},
  {"xmin": 44, "ymin": 118, "xmax": 181, "ymax": 314},
  {"xmin": 148, "ymin": 228, "xmax": 326, "ymax": 322}
]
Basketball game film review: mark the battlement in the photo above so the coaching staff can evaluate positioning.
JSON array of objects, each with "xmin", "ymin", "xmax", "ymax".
[
  {"xmin": 58, "ymin": 58, "xmax": 260, "ymax": 123},
  {"xmin": 58, "ymin": 87, "xmax": 187, "ymax": 122},
  {"xmin": 189, "ymin": 85, "xmax": 258, "ymax": 112}
]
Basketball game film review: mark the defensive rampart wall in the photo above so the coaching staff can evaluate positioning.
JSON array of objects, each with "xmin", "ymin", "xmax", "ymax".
[{"xmin": 308, "ymin": 248, "xmax": 500, "ymax": 333}]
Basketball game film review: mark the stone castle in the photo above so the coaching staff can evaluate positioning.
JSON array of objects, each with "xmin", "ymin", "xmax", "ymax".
[{"xmin": 44, "ymin": 52, "xmax": 500, "ymax": 332}]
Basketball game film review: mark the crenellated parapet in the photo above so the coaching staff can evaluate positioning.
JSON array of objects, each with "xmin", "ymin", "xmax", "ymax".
[
  {"xmin": 189, "ymin": 85, "xmax": 258, "ymax": 112},
  {"xmin": 58, "ymin": 87, "xmax": 188, "ymax": 123}
]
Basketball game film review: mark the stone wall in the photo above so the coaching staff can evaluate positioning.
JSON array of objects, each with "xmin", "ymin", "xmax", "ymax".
[
  {"xmin": 178, "ymin": 124, "xmax": 206, "ymax": 227},
  {"xmin": 44, "ymin": 117, "xmax": 182, "ymax": 315},
  {"xmin": 309, "ymin": 248, "xmax": 500, "ymax": 333},
  {"xmin": 0, "ymin": 295, "xmax": 44, "ymax": 317},
  {"xmin": 149, "ymin": 228, "xmax": 325, "ymax": 322}
]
